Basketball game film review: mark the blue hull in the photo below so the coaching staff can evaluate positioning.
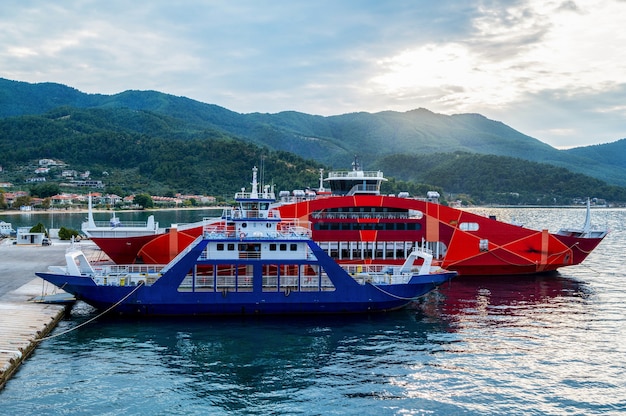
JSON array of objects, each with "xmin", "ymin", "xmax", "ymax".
[
  {"xmin": 36, "ymin": 202, "xmax": 456, "ymax": 317},
  {"xmin": 34, "ymin": 271, "xmax": 454, "ymax": 316},
  {"xmin": 36, "ymin": 171, "xmax": 458, "ymax": 317}
]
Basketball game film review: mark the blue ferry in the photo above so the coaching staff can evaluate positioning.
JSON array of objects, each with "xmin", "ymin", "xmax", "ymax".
[{"xmin": 36, "ymin": 168, "xmax": 457, "ymax": 316}]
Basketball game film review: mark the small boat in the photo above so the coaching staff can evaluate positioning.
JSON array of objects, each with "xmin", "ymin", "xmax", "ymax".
[
  {"xmin": 37, "ymin": 167, "xmax": 456, "ymax": 316},
  {"xmin": 81, "ymin": 195, "xmax": 162, "ymax": 263}
]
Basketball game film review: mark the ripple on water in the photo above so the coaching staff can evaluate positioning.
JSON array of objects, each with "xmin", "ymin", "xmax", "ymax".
[{"xmin": 1, "ymin": 208, "xmax": 626, "ymax": 415}]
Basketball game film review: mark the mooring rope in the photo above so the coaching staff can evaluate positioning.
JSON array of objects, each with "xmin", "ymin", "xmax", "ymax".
[
  {"xmin": 369, "ymin": 282, "xmax": 427, "ymax": 301},
  {"xmin": 40, "ymin": 280, "xmax": 67, "ymax": 299},
  {"xmin": 36, "ymin": 281, "xmax": 145, "ymax": 342},
  {"xmin": 569, "ymin": 242, "xmax": 596, "ymax": 255},
  {"xmin": 570, "ymin": 262, "xmax": 604, "ymax": 275}
]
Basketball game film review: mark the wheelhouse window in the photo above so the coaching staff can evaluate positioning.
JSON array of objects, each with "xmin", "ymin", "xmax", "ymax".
[{"xmin": 238, "ymin": 243, "xmax": 261, "ymax": 259}]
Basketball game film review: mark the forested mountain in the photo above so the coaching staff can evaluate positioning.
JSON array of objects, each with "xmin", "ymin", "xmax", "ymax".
[
  {"xmin": 1, "ymin": 78, "xmax": 625, "ymax": 203},
  {"xmin": 375, "ymin": 152, "xmax": 626, "ymax": 205},
  {"xmin": 0, "ymin": 107, "xmax": 325, "ymax": 197},
  {"xmin": 561, "ymin": 139, "xmax": 626, "ymax": 186}
]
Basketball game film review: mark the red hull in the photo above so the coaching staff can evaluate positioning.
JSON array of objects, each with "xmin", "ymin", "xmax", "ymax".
[
  {"xmin": 278, "ymin": 195, "xmax": 604, "ymax": 276},
  {"xmin": 89, "ymin": 196, "xmax": 604, "ymax": 276},
  {"xmin": 91, "ymin": 234, "xmax": 162, "ymax": 264}
]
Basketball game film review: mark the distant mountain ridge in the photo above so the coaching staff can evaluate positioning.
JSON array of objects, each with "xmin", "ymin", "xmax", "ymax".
[{"xmin": 1, "ymin": 77, "xmax": 625, "ymax": 187}]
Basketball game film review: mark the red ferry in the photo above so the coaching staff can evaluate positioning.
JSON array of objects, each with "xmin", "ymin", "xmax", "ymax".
[{"xmin": 85, "ymin": 161, "xmax": 607, "ymax": 275}]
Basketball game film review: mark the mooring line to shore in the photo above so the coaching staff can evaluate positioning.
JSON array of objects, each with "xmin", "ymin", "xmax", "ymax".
[
  {"xmin": 370, "ymin": 283, "xmax": 424, "ymax": 301},
  {"xmin": 35, "ymin": 281, "xmax": 145, "ymax": 342},
  {"xmin": 574, "ymin": 262, "xmax": 604, "ymax": 275}
]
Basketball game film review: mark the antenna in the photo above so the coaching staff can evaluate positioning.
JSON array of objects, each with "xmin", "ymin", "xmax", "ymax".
[
  {"xmin": 352, "ymin": 155, "xmax": 360, "ymax": 171},
  {"xmin": 259, "ymin": 155, "xmax": 265, "ymax": 194}
]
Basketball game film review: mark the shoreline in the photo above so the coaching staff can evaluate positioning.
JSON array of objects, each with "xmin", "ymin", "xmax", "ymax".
[
  {"xmin": 0, "ymin": 206, "xmax": 228, "ymax": 217},
  {"xmin": 0, "ymin": 241, "xmax": 81, "ymax": 389},
  {"xmin": 0, "ymin": 204, "xmax": 617, "ymax": 222}
]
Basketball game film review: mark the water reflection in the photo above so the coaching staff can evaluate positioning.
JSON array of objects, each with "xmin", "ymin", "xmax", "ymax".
[
  {"xmin": 421, "ymin": 274, "xmax": 594, "ymax": 340},
  {"xmin": 2, "ymin": 208, "xmax": 624, "ymax": 415},
  {"xmin": 2, "ymin": 208, "xmax": 223, "ymax": 233},
  {"xmin": 42, "ymin": 308, "xmax": 453, "ymax": 413},
  {"xmin": 39, "ymin": 272, "xmax": 591, "ymax": 414},
  {"xmin": 437, "ymin": 273, "xmax": 591, "ymax": 313}
]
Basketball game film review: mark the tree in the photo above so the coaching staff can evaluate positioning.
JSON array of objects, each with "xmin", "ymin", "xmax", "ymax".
[
  {"xmin": 58, "ymin": 226, "xmax": 81, "ymax": 240},
  {"xmin": 13, "ymin": 195, "xmax": 32, "ymax": 210},
  {"xmin": 30, "ymin": 183, "xmax": 61, "ymax": 198},
  {"xmin": 40, "ymin": 197, "xmax": 51, "ymax": 209},
  {"xmin": 29, "ymin": 222, "xmax": 47, "ymax": 236},
  {"xmin": 105, "ymin": 185, "xmax": 126, "ymax": 198},
  {"xmin": 133, "ymin": 193, "xmax": 154, "ymax": 209}
]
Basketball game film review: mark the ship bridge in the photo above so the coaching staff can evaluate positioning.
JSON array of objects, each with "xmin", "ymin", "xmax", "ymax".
[{"xmin": 323, "ymin": 156, "xmax": 387, "ymax": 196}]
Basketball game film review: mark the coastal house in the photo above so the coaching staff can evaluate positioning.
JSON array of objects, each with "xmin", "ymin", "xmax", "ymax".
[
  {"xmin": 50, "ymin": 194, "xmax": 74, "ymax": 207},
  {"xmin": 15, "ymin": 227, "xmax": 46, "ymax": 245},
  {"xmin": 70, "ymin": 179, "xmax": 104, "ymax": 188},
  {"xmin": 152, "ymin": 196, "xmax": 183, "ymax": 207},
  {"xmin": 2, "ymin": 191, "xmax": 27, "ymax": 207},
  {"xmin": 178, "ymin": 194, "xmax": 217, "ymax": 205},
  {"xmin": 0, "ymin": 221, "xmax": 15, "ymax": 236},
  {"xmin": 78, "ymin": 192, "xmax": 121, "ymax": 206},
  {"xmin": 39, "ymin": 158, "xmax": 64, "ymax": 167}
]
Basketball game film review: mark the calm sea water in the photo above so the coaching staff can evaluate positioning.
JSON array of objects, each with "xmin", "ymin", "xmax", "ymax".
[
  {"xmin": 1, "ymin": 208, "xmax": 223, "ymax": 232},
  {"xmin": 1, "ymin": 207, "xmax": 625, "ymax": 415}
]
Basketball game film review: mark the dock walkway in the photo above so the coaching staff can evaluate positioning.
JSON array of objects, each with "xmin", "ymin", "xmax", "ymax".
[{"xmin": 0, "ymin": 239, "xmax": 99, "ymax": 389}]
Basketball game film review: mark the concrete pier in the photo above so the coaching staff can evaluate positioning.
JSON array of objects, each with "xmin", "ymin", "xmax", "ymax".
[{"xmin": 0, "ymin": 240, "xmax": 99, "ymax": 389}]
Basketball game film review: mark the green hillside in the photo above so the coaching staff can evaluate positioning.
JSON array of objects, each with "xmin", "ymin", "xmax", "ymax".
[
  {"xmin": 376, "ymin": 152, "xmax": 626, "ymax": 204},
  {"xmin": 559, "ymin": 139, "xmax": 626, "ymax": 186},
  {"xmin": 2, "ymin": 78, "xmax": 625, "ymax": 186},
  {"xmin": 0, "ymin": 107, "xmax": 324, "ymax": 197},
  {"xmin": 1, "ymin": 78, "xmax": 625, "ymax": 202},
  {"xmin": 0, "ymin": 107, "xmax": 624, "ymax": 204}
]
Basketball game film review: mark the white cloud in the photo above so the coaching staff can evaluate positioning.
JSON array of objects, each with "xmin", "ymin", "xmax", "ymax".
[
  {"xmin": 7, "ymin": 47, "xmax": 38, "ymax": 58},
  {"xmin": 366, "ymin": 0, "xmax": 626, "ymax": 146},
  {"xmin": 0, "ymin": 0, "xmax": 625, "ymax": 147}
]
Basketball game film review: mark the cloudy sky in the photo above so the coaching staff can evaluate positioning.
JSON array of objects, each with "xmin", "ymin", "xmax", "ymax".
[{"xmin": 2, "ymin": 0, "xmax": 625, "ymax": 149}]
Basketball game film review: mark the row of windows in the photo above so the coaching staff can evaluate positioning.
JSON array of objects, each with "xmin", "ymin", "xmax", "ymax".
[
  {"xmin": 314, "ymin": 221, "xmax": 480, "ymax": 232},
  {"xmin": 177, "ymin": 264, "xmax": 336, "ymax": 293},
  {"xmin": 323, "ymin": 206, "xmax": 409, "ymax": 213},
  {"xmin": 215, "ymin": 243, "xmax": 298, "ymax": 251},
  {"xmin": 314, "ymin": 222, "xmax": 422, "ymax": 231}
]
